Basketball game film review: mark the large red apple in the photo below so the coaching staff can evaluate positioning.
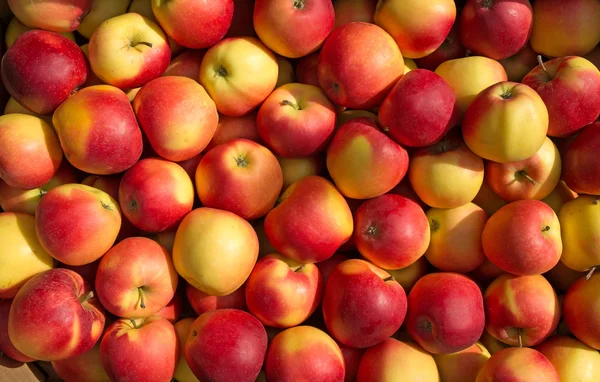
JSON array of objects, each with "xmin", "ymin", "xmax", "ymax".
[{"xmin": 0, "ymin": 299, "xmax": 34, "ymax": 363}]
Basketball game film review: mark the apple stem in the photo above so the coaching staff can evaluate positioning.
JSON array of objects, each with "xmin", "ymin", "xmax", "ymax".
[
  {"xmin": 537, "ymin": 55, "xmax": 549, "ymax": 76},
  {"xmin": 130, "ymin": 318, "xmax": 138, "ymax": 329},
  {"xmin": 39, "ymin": 189, "xmax": 47, "ymax": 197},
  {"xmin": 517, "ymin": 329, "xmax": 523, "ymax": 348},
  {"xmin": 132, "ymin": 41, "xmax": 153, "ymax": 48},
  {"xmin": 383, "ymin": 276, "xmax": 395, "ymax": 282},
  {"xmin": 78, "ymin": 290, "xmax": 95, "ymax": 304},
  {"xmin": 280, "ymin": 100, "xmax": 300, "ymax": 111},
  {"xmin": 294, "ymin": 265, "xmax": 306, "ymax": 273},
  {"xmin": 518, "ymin": 171, "xmax": 537, "ymax": 185},
  {"xmin": 138, "ymin": 287, "xmax": 146, "ymax": 309},
  {"xmin": 585, "ymin": 266, "xmax": 596, "ymax": 280}
]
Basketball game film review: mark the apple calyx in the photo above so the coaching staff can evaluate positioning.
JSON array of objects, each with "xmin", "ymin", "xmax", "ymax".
[
  {"xmin": 585, "ymin": 266, "xmax": 596, "ymax": 280},
  {"xmin": 294, "ymin": 264, "xmax": 306, "ymax": 273},
  {"xmin": 128, "ymin": 199, "xmax": 138, "ymax": 212},
  {"xmin": 365, "ymin": 225, "xmax": 378, "ymax": 237},
  {"xmin": 517, "ymin": 170, "xmax": 537, "ymax": 185},
  {"xmin": 130, "ymin": 318, "xmax": 139, "ymax": 329},
  {"xmin": 280, "ymin": 99, "xmax": 301, "ymax": 111},
  {"xmin": 430, "ymin": 219, "xmax": 440, "ymax": 233},
  {"xmin": 100, "ymin": 201, "xmax": 114, "ymax": 211},
  {"xmin": 541, "ymin": 225, "xmax": 550, "ymax": 232},
  {"xmin": 499, "ymin": 89, "xmax": 513, "ymax": 100},
  {"xmin": 78, "ymin": 290, "xmax": 95, "ymax": 304},
  {"xmin": 39, "ymin": 189, "xmax": 48, "ymax": 197},
  {"xmin": 138, "ymin": 287, "xmax": 146, "ymax": 309},
  {"xmin": 235, "ymin": 155, "xmax": 249, "ymax": 168},
  {"xmin": 215, "ymin": 66, "xmax": 228, "ymax": 78},
  {"xmin": 293, "ymin": 0, "xmax": 305, "ymax": 10},
  {"xmin": 481, "ymin": 0, "xmax": 494, "ymax": 8}
]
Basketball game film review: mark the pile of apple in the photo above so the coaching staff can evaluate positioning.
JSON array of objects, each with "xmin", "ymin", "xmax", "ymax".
[{"xmin": 1, "ymin": 0, "xmax": 600, "ymax": 381}]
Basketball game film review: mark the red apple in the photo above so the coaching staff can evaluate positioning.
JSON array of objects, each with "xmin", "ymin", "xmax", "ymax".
[
  {"xmin": 499, "ymin": 43, "xmax": 538, "ymax": 82},
  {"xmin": 296, "ymin": 51, "xmax": 320, "ymax": 87},
  {"xmin": 563, "ymin": 273, "xmax": 600, "ymax": 350},
  {"xmin": 163, "ymin": 49, "xmax": 206, "ymax": 80},
  {"xmin": 415, "ymin": 23, "xmax": 466, "ymax": 71},
  {"xmin": 186, "ymin": 283, "xmax": 247, "ymax": 315},
  {"xmin": 316, "ymin": 253, "xmax": 348, "ymax": 285},
  {"xmin": 476, "ymin": 347, "xmax": 559, "ymax": 382},
  {"xmin": 562, "ymin": 122, "xmax": 600, "ymax": 195},
  {"xmin": 0, "ymin": 299, "xmax": 34, "ymax": 363},
  {"xmin": 340, "ymin": 343, "xmax": 365, "ymax": 382}
]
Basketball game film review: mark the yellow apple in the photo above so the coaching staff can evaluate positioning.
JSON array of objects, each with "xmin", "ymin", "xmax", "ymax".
[
  {"xmin": 559, "ymin": 195, "xmax": 600, "ymax": 272},
  {"xmin": 536, "ymin": 336, "xmax": 600, "ymax": 382}
]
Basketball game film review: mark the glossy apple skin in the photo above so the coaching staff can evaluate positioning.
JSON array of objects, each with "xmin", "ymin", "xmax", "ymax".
[
  {"xmin": 476, "ymin": 347, "xmax": 559, "ymax": 382},
  {"xmin": 562, "ymin": 122, "xmax": 600, "ymax": 195},
  {"xmin": 185, "ymin": 309, "xmax": 267, "ymax": 382},
  {"xmin": 151, "ymin": 0, "xmax": 233, "ymax": 49},
  {"xmin": 406, "ymin": 272, "xmax": 485, "ymax": 354},
  {"xmin": 354, "ymin": 194, "xmax": 429, "ymax": 270},
  {"xmin": 0, "ymin": 114, "xmax": 63, "ymax": 189},
  {"xmin": 0, "ymin": 299, "xmax": 35, "ymax": 363},
  {"xmin": 1, "ymin": 30, "xmax": 88, "ymax": 115},
  {"xmin": 265, "ymin": 326, "xmax": 345, "ymax": 382},
  {"xmin": 186, "ymin": 283, "xmax": 246, "ymax": 315},
  {"xmin": 264, "ymin": 176, "xmax": 353, "ymax": 263},
  {"xmin": 460, "ymin": 0, "xmax": 533, "ymax": 60},
  {"xmin": 484, "ymin": 274, "xmax": 560, "ymax": 347},
  {"xmin": 323, "ymin": 259, "xmax": 407, "ymax": 348},
  {"xmin": 327, "ymin": 117, "xmax": 409, "ymax": 199},
  {"xmin": 8, "ymin": 269, "xmax": 105, "ymax": 361},
  {"xmin": 101, "ymin": 316, "xmax": 179, "ymax": 382},
  {"xmin": 415, "ymin": 23, "xmax": 466, "ymax": 71},
  {"xmin": 254, "ymin": 0, "xmax": 334, "ymax": 58},
  {"xmin": 7, "ymin": 0, "xmax": 91, "ymax": 33},
  {"xmin": 52, "ymin": 342, "xmax": 110, "ymax": 382},
  {"xmin": 559, "ymin": 195, "xmax": 600, "ymax": 272},
  {"xmin": 317, "ymin": 22, "xmax": 404, "ymax": 109},
  {"xmin": 564, "ymin": 273, "xmax": 600, "ymax": 350},
  {"xmin": 535, "ymin": 335, "xmax": 600, "ymax": 382}
]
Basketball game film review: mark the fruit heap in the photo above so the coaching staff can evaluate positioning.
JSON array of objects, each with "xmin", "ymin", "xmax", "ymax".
[{"xmin": 0, "ymin": 0, "xmax": 600, "ymax": 382}]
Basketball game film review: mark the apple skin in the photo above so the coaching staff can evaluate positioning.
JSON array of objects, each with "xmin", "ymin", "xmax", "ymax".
[
  {"xmin": 88, "ymin": 13, "xmax": 171, "ymax": 89},
  {"xmin": 486, "ymin": 137, "xmax": 561, "ymax": 201},
  {"xmin": 558, "ymin": 195, "xmax": 600, "ymax": 272},
  {"xmin": 173, "ymin": 318, "xmax": 200, "ymax": 382},
  {"xmin": 264, "ymin": 176, "xmax": 354, "ymax": 264},
  {"xmin": 473, "ymin": 180, "xmax": 507, "ymax": 217},
  {"xmin": 484, "ymin": 273, "xmax": 560, "ymax": 347},
  {"xmin": 434, "ymin": 342, "xmax": 491, "ymax": 382},
  {"xmin": 544, "ymin": 260, "xmax": 584, "ymax": 293},
  {"xmin": 173, "ymin": 207, "xmax": 259, "ymax": 296},
  {"xmin": 3, "ymin": 96, "xmax": 53, "ymax": 125},
  {"xmin": 246, "ymin": 253, "xmax": 323, "ymax": 328},
  {"xmin": 354, "ymin": 194, "xmax": 430, "ymax": 270},
  {"xmin": 185, "ymin": 309, "xmax": 267, "ymax": 382},
  {"xmin": 277, "ymin": 155, "xmax": 325, "ymax": 190},
  {"xmin": 101, "ymin": 316, "xmax": 179, "ymax": 382},
  {"xmin": 52, "ymin": 84, "xmax": 143, "ymax": 175},
  {"xmin": 415, "ymin": 23, "xmax": 466, "ymax": 71},
  {"xmin": 530, "ymin": 0, "xmax": 600, "ymax": 58},
  {"xmin": 119, "ymin": 158, "xmax": 194, "ymax": 233},
  {"xmin": 379, "ymin": 69, "xmax": 457, "ymax": 148},
  {"xmin": 254, "ymin": 0, "xmax": 334, "ymax": 58},
  {"xmin": 327, "ymin": 117, "xmax": 409, "ymax": 199},
  {"xmin": 317, "ymin": 22, "xmax": 404, "ymax": 109},
  {"xmin": 163, "ymin": 50, "xmax": 205, "ymax": 80},
  {"xmin": 535, "ymin": 335, "xmax": 600, "ymax": 382},
  {"xmin": 0, "ymin": 114, "xmax": 63, "ymax": 190},
  {"xmin": 205, "ymin": 112, "xmax": 261, "ymax": 151},
  {"xmin": 196, "ymin": 139, "xmax": 283, "ymax": 220},
  {"xmin": 386, "ymin": 256, "xmax": 429, "ymax": 293},
  {"xmin": 374, "ymin": 0, "xmax": 456, "ymax": 59},
  {"xmin": 334, "ymin": 0, "xmax": 377, "ymax": 28},
  {"xmin": 296, "ymin": 51, "xmax": 320, "ymax": 87},
  {"xmin": 339, "ymin": 344, "xmax": 364, "ymax": 382},
  {"xmin": 186, "ymin": 283, "xmax": 246, "ymax": 315},
  {"xmin": 35, "ymin": 184, "xmax": 121, "ymax": 266},
  {"xmin": 77, "ymin": 0, "xmax": 130, "ymax": 39},
  {"xmin": 482, "ymin": 200, "xmax": 562, "ymax": 276},
  {"xmin": 133, "ymin": 76, "xmax": 218, "ymax": 162},
  {"xmin": 257, "ymin": 83, "xmax": 336, "ymax": 157},
  {"xmin": 151, "ymin": 0, "xmax": 233, "ymax": 49},
  {"xmin": 425, "ymin": 203, "xmax": 487, "ymax": 273},
  {"xmin": 323, "ymin": 259, "xmax": 407, "ymax": 348},
  {"xmin": 52, "ymin": 342, "xmax": 110, "ymax": 382},
  {"xmin": 476, "ymin": 347, "xmax": 559, "ymax": 382},
  {"xmin": 200, "ymin": 37, "xmax": 278, "ymax": 117},
  {"xmin": 8, "ymin": 269, "xmax": 105, "ymax": 361},
  {"xmin": 95, "ymin": 237, "xmax": 179, "ymax": 318},
  {"xmin": 7, "ymin": 0, "xmax": 91, "ymax": 33},
  {"xmin": 5, "ymin": 16, "xmax": 77, "ymax": 48},
  {"xmin": 522, "ymin": 56, "xmax": 600, "ymax": 137},
  {"xmin": 0, "ymin": 299, "xmax": 35, "ymax": 363},
  {"xmin": 562, "ymin": 122, "xmax": 600, "ymax": 195},
  {"xmin": 356, "ymin": 338, "xmax": 440, "ymax": 382},
  {"xmin": 406, "ymin": 272, "xmax": 485, "ymax": 354},
  {"xmin": 563, "ymin": 273, "xmax": 600, "ymax": 350},
  {"xmin": 463, "ymin": 81, "xmax": 548, "ymax": 163},
  {"xmin": 435, "ymin": 56, "xmax": 507, "ymax": 114},
  {"xmin": 460, "ymin": 0, "xmax": 533, "ymax": 60},
  {"xmin": 265, "ymin": 326, "xmax": 345, "ymax": 382},
  {"xmin": 499, "ymin": 43, "xmax": 538, "ymax": 82},
  {"xmin": 408, "ymin": 137, "xmax": 484, "ymax": 209}
]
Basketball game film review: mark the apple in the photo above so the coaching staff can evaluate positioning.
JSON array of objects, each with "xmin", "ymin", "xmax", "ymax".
[
  {"xmin": 463, "ymin": 81, "xmax": 548, "ymax": 163},
  {"xmin": 0, "ymin": 299, "xmax": 35, "ymax": 363},
  {"xmin": 275, "ymin": 56, "xmax": 296, "ymax": 88},
  {"xmin": 317, "ymin": 22, "xmax": 404, "ymax": 109},
  {"xmin": 265, "ymin": 326, "xmax": 345, "ymax": 381},
  {"xmin": 558, "ymin": 195, "xmax": 600, "ymax": 272},
  {"xmin": 254, "ymin": 0, "xmax": 334, "ymax": 58},
  {"xmin": 277, "ymin": 155, "xmax": 325, "ymax": 190},
  {"xmin": 336, "ymin": 110, "xmax": 378, "ymax": 129},
  {"xmin": 585, "ymin": 44, "xmax": 600, "ymax": 69},
  {"xmin": 563, "ymin": 273, "xmax": 600, "ymax": 349},
  {"xmin": 340, "ymin": 344, "xmax": 365, "ymax": 382},
  {"xmin": 8, "ymin": 269, "xmax": 105, "ymax": 361},
  {"xmin": 173, "ymin": 207, "xmax": 259, "ymax": 296},
  {"xmin": 562, "ymin": 122, "xmax": 600, "ymax": 195},
  {"xmin": 522, "ymin": 56, "xmax": 600, "ymax": 137},
  {"xmin": 257, "ymin": 83, "xmax": 336, "ymax": 157},
  {"xmin": 264, "ymin": 176, "xmax": 353, "ymax": 263},
  {"xmin": 173, "ymin": 318, "xmax": 200, "ymax": 382},
  {"xmin": 196, "ymin": 139, "xmax": 283, "ymax": 220},
  {"xmin": 0, "ymin": 114, "xmax": 63, "ymax": 190},
  {"xmin": 478, "ymin": 330, "xmax": 510, "ymax": 356},
  {"xmin": 323, "ymin": 259, "xmax": 407, "ymax": 348},
  {"xmin": 530, "ymin": 0, "xmax": 600, "ymax": 57},
  {"xmin": 499, "ymin": 43, "xmax": 538, "ymax": 82},
  {"xmin": 35, "ymin": 184, "xmax": 121, "ymax": 266},
  {"xmin": 327, "ymin": 117, "xmax": 409, "ymax": 199},
  {"xmin": 486, "ymin": 137, "xmax": 561, "ymax": 201},
  {"xmin": 409, "ymin": 137, "xmax": 484, "ymax": 208},
  {"xmin": 356, "ymin": 339, "xmax": 439, "ymax": 382},
  {"xmin": 59, "ymin": 259, "xmax": 101, "ymax": 289},
  {"xmin": 334, "ymin": 0, "xmax": 377, "ymax": 28},
  {"xmin": 406, "ymin": 272, "xmax": 485, "ymax": 354},
  {"xmin": 473, "ymin": 180, "xmax": 507, "ymax": 217},
  {"xmin": 296, "ymin": 51, "xmax": 320, "ymax": 87},
  {"xmin": 535, "ymin": 335, "xmax": 600, "ymax": 382},
  {"xmin": 415, "ymin": 23, "xmax": 466, "ymax": 71},
  {"xmin": 78, "ymin": 0, "xmax": 130, "ymax": 39},
  {"xmin": 4, "ymin": 17, "xmax": 76, "ymax": 48},
  {"xmin": 460, "ymin": 0, "xmax": 533, "ymax": 60},
  {"xmin": 435, "ymin": 56, "xmax": 507, "ymax": 114},
  {"xmin": 385, "ymin": 256, "xmax": 429, "ymax": 293},
  {"xmin": 101, "ymin": 316, "xmax": 179, "ymax": 382},
  {"xmin": 186, "ymin": 283, "xmax": 246, "ymax": 315},
  {"xmin": 246, "ymin": 253, "xmax": 323, "ymax": 328},
  {"xmin": 544, "ymin": 260, "xmax": 584, "ymax": 293},
  {"xmin": 7, "ymin": 0, "xmax": 92, "ymax": 33},
  {"xmin": 119, "ymin": 157, "xmax": 194, "ymax": 233},
  {"xmin": 154, "ymin": 290, "xmax": 183, "ymax": 323},
  {"xmin": 88, "ymin": 13, "xmax": 171, "ymax": 89},
  {"xmin": 52, "ymin": 342, "xmax": 110, "ymax": 382},
  {"xmin": 476, "ymin": 347, "xmax": 559, "ymax": 382},
  {"xmin": 199, "ymin": 37, "xmax": 278, "ymax": 117},
  {"xmin": 205, "ymin": 112, "xmax": 261, "ymax": 152},
  {"xmin": 434, "ymin": 342, "xmax": 491, "ymax": 382},
  {"xmin": 163, "ymin": 49, "xmax": 205, "ymax": 80},
  {"xmin": 354, "ymin": 194, "xmax": 430, "ymax": 270},
  {"xmin": 484, "ymin": 273, "xmax": 560, "ymax": 347},
  {"xmin": 426, "ymin": 202, "xmax": 487, "ymax": 273},
  {"xmin": 1, "ymin": 30, "xmax": 88, "ymax": 115},
  {"xmin": 374, "ymin": 0, "xmax": 456, "ymax": 59},
  {"xmin": 52, "ymin": 84, "xmax": 143, "ymax": 174},
  {"xmin": 185, "ymin": 309, "xmax": 267, "ymax": 382}
]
